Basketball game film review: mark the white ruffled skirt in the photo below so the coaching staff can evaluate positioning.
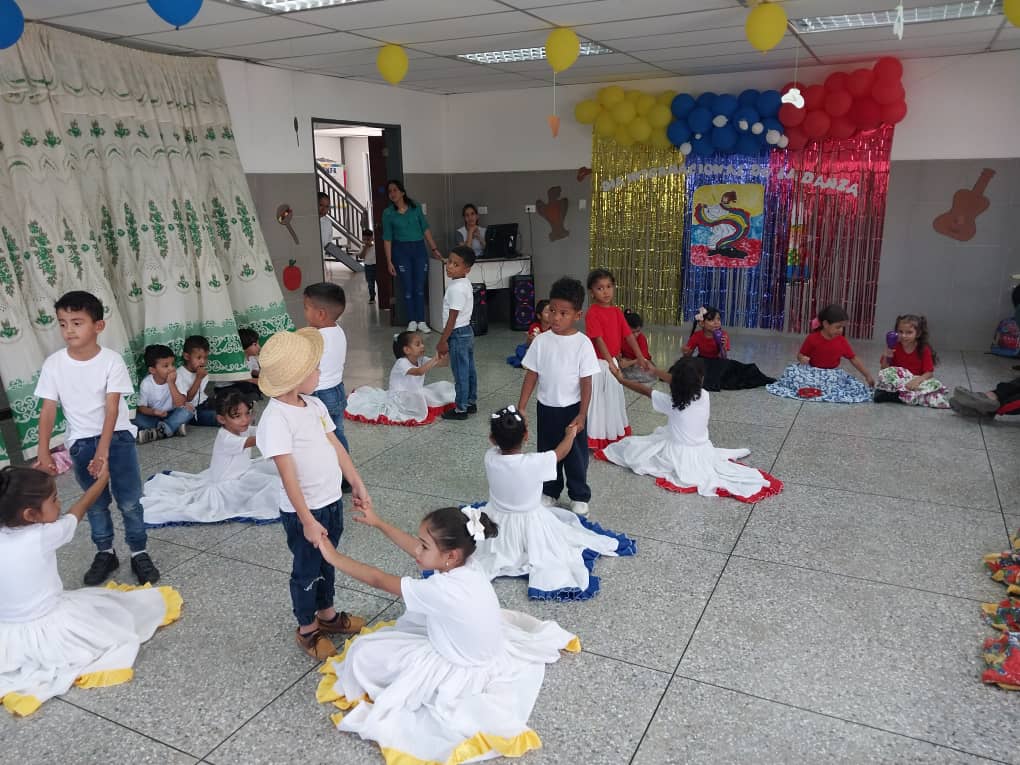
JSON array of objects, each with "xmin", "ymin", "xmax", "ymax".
[
  {"xmin": 345, "ymin": 383, "xmax": 456, "ymax": 426},
  {"xmin": 142, "ymin": 459, "xmax": 282, "ymax": 526},
  {"xmin": 587, "ymin": 360, "xmax": 631, "ymax": 449}
]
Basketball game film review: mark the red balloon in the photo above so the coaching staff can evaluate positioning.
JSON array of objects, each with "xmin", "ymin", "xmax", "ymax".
[
  {"xmin": 802, "ymin": 110, "xmax": 831, "ymax": 138},
  {"xmin": 871, "ymin": 80, "xmax": 904, "ymax": 105},
  {"xmin": 804, "ymin": 84, "xmax": 827, "ymax": 111},
  {"xmin": 873, "ymin": 56, "xmax": 903, "ymax": 82},
  {"xmin": 850, "ymin": 97, "xmax": 882, "ymax": 130},
  {"xmin": 823, "ymin": 90, "xmax": 852, "ymax": 117},
  {"xmin": 785, "ymin": 126, "xmax": 808, "ymax": 151},
  {"xmin": 847, "ymin": 68, "xmax": 875, "ymax": 97},
  {"xmin": 824, "ymin": 72, "xmax": 848, "ymax": 92},
  {"xmin": 829, "ymin": 115, "xmax": 856, "ymax": 139},
  {"xmin": 782, "ymin": 80, "xmax": 803, "ymax": 95},
  {"xmin": 778, "ymin": 102, "xmax": 806, "ymax": 127},
  {"xmin": 881, "ymin": 100, "xmax": 908, "ymax": 124}
]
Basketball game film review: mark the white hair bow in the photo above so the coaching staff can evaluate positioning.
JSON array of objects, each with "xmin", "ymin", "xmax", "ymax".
[
  {"xmin": 462, "ymin": 506, "xmax": 486, "ymax": 542},
  {"xmin": 694, "ymin": 306, "xmax": 707, "ymax": 322}
]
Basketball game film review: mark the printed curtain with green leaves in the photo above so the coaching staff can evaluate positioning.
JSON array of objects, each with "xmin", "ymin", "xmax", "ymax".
[{"xmin": 0, "ymin": 24, "xmax": 292, "ymax": 460}]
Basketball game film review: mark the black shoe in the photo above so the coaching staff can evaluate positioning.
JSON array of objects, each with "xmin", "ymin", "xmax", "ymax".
[
  {"xmin": 873, "ymin": 390, "xmax": 901, "ymax": 404},
  {"xmin": 84, "ymin": 551, "xmax": 119, "ymax": 586},
  {"xmin": 442, "ymin": 409, "xmax": 468, "ymax": 421},
  {"xmin": 368, "ymin": 298, "xmax": 375, "ymax": 304},
  {"xmin": 466, "ymin": 404, "xmax": 478, "ymax": 414},
  {"xmin": 130, "ymin": 552, "xmax": 160, "ymax": 585}
]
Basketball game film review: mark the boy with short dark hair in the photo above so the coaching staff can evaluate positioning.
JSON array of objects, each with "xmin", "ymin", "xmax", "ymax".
[
  {"xmin": 436, "ymin": 245, "xmax": 477, "ymax": 420},
  {"xmin": 518, "ymin": 277, "xmax": 600, "ymax": 516},
  {"xmin": 213, "ymin": 327, "xmax": 263, "ymax": 403},
  {"xmin": 175, "ymin": 334, "xmax": 217, "ymax": 426},
  {"xmin": 35, "ymin": 290, "xmax": 159, "ymax": 585},
  {"xmin": 134, "ymin": 344, "xmax": 191, "ymax": 443},
  {"xmin": 304, "ymin": 283, "xmax": 351, "ymax": 465}
]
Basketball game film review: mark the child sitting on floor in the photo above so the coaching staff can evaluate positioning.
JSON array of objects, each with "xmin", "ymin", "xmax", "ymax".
[
  {"xmin": 508, "ymin": 299, "xmax": 551, "ymax": 368},
  {"xmin": 345, "ymin": 330, "xmax": 454, "ymax": 426},
  {"xmin": 314, "ymin": 502, "xmax": 579, "ymax": 765},
  {"xmin": 213, "ymin": 328, "xmax": 263, "ymax": 403},
  {"xmin": 469, "ymin": 405, "xmax": 635, "ymax": 600},
  {"xmin": 600, "ymin": 358, "xmax": 782, "ymax": 503},
  {"xmin": 683, "ymin": 306, "xmax": 775, "ymax": 391},
  {"xmin": 619, "ymin": 309, "xmax": 658, "ymax": 383},
  {"xmin": 134, "ymin": 344, "xmax": 191, "ymax": 443},
  {"xmin": 874, "ymin": 314, "xmax": 949, "ymax": 408},
  {"xmin": 766, "ymin": 304, "xmax": 875, "ymax": 403},
  {"xmin": 0, "ymin": 464, "xmax": 181, "ymax": 717},
  {"xmin": 175, "ymin": 335, "xmax": 218, "ymax": 426},
  {"xmin": 141, "ymin": 392, "xmax": 281, "ymax": 527}
]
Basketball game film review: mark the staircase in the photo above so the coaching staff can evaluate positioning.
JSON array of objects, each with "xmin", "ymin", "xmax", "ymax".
[{"xmin": 316, "ymin": 165, "xmax": 369, "ymax": 253}]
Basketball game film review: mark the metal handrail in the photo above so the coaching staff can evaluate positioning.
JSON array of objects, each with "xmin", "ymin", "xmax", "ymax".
[{"xmin": 316, "ymin": 165, "xmax": 369, "ymax": 249}]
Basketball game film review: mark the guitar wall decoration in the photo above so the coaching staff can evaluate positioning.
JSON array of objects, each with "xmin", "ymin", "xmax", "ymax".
[{"xmin": 932, "ymin": 168, "xmax": 995, "ymax": 242}]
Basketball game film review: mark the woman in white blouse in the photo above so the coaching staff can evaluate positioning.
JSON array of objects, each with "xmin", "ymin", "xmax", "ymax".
[{"xmin": 455, "ymin": 203, "xmax": 486, "ymax": 259}]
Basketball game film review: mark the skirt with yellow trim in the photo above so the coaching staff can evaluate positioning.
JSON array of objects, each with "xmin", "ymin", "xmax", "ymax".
[
  {"xmin": 318, "ymin": 610, "xmax": 579, "ymax": 765},
  {"xmin": 0, "ymin": 583, "xmax": 182, "ymax": 716}
]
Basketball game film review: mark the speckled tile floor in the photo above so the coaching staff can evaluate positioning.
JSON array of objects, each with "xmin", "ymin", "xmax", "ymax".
[{"xmin": 4, "ymin": 267, "xmax": 1019, "ymax": 764}]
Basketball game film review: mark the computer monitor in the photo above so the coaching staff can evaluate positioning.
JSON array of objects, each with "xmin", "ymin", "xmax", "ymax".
[{"xmin": 482, "ymin": 223, "xmax": 519, "ymax": 259}]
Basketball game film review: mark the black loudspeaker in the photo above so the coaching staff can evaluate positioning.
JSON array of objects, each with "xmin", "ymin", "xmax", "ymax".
[
  {"xmin": 510, "ymin": 274, "xmax": 535, "ymax": 331},
  {"xmin": 470, "ymin": 282, "xmax": 488, "ymax": 336}
]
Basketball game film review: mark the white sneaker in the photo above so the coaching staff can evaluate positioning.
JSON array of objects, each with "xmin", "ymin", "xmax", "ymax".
[
  {"xmin": 136, "ymin": 428, "xmax": 157, "ymax": 445},
  {"xmin": 571, "ymin": 501, "xmax": 589, "ymax": 516},
  {"xmin": 418, "ymin": 322, "xmax": 432, "ymax": 334},
  {"xmin": 541, "ymin": 495, "xmax": 558, "ymax": 507},
  {"xmin": 407, "ymin": 321, "xmax": 418, "ymax": 331}
]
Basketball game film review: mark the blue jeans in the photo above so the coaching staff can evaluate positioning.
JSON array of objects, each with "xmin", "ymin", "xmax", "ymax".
[
  {"xmin": 391, "ymin": 240, "xmax": 428, "ymax": 323},
  {"xmin": 69, "ymin": 431, "xmax": 146, "ymax": 552},
  {"xmin": 314, "ymin": 382, "xmax": 349, "ymax": 454},
  {"xmin": 133, "ymin": 407, "xmax": 192, "ymax": 436},
  {"xmin": 448, "ymin": 325, "xmax": 477, "ymax": 412},
  {"xmin": 190, "ymin": 401, "xmax": 218, "ymax": 427},
  {"xmin": 281, "ymin": 500, "xmax": 343, "ymax": 626},
  {"xmin": 364, "ymin": 263, "xmax": 377, "ymax": 300}
]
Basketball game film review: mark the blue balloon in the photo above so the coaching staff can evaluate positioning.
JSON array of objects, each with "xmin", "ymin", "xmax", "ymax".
[
  {"xmin": 711, "ymin": 93, "xmax": 739, "ymax": 118},
  {"xmin": 711, "ymin": 125, "xmax": 738, "ymax": 151},
  {"xmin": 756, "ymin": 89, "xmax": 782, "ymax": 118},
  {"xmin": 148, "ymin": 0, "xmax": 203, "ymax": 27},
  {"xmin": 670, "ymin": 93, "xmax": 696, "ymax": 119},
  {"xmin": 687, "ymin": 106, "xmax": 712, "ymax": 135},
  {"xmin": 666, "ymin": 120, "xmax": 692, "ymax": 147},
  {"xmin": 763, "ymin": 117, "xmax": 783, "ymax": 134},
  {"xmin": 696, "ymin": 91, "xmax": 717, "ymax": 108},
  {"xmin": 736, "ymin": 133, "xmax": 764, "ymax": 155},
  {"xmin": 692, "ymin": 135, "xmax": 715, "ymax": 157},
  {"xmin": 0, "ymin": 0, "xmax": 25, "ymax": 50},
  {"xmin": 738, "ymin": 89, "xmax": 760, "ymax": 107},
  {"xmin": 732, "ymin": 106, "xmax": 760, "ymax": 132}
]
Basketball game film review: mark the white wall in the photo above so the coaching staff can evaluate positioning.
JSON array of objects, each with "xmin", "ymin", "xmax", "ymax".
[
  {"xmin": 217, "ymin": 59, "xmax": 446, "ymax": 175},
  {"xmin": 314, "ymin": 135, "xmax": 343, "ymax": 163},
  {"xmin": 341, "ymin": 136, "xmax": 371, "ymax": 209},
  {"xmin": 442, "ymin": 50, "xmax": 1020, "ymax": 173}
]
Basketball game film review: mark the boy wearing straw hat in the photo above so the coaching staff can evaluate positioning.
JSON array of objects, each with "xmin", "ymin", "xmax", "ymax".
[{"xmin": 255, "ymin": 328, "xmax": 370, "ymax": 660}]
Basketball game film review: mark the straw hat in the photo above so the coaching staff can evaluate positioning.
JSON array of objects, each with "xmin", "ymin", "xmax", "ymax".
[{"xmin": 257, "ymin": 328, "xmax": 324, "ymax": 397}]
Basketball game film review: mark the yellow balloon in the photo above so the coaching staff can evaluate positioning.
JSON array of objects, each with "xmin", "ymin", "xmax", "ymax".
[
  {"xmin": 595, "ymin": 112, "xmax": 617, "ymax": 138},
  {"xmin": 1006, "ymin": 0, "xmax": 1020, "ymax": 26},
  {"xmin": 614, "ymin": 125, "xmax": 636, "ymax": 147},
  {"xmin": 745, "ymin": 2, "xmax": 787, "ymax": 52},
  {"xmin": 598, "ymin": 85, "xmax": 625, "ymax": 108},
  {"xmin": 376, "ymin": 44, "xmax": 409, "ymax": 84},
  {"xmin": 648, "ymin": 103, "xmax": 672, "ymax": 128},
  {"xmin": 625, "ymin": 89, "xmax": 642, "ymax": 104},
  {"xmin": 546, "ymin": 28, "xmax": 580, "ymax": 73},
  {"xmin": 636, "ymin": 93, "xmax": 656, "ymax": 115},
  {"xmin": 574, "ymin": 99, "xmax": 601, "ymax": 124},
  {"xmin": 611, "ymin": 101, "xmax": 636, "ymax": 125},
  {"xmin": 650, "ymin": 127, "xmax": 672, "ymax": 149},
  {"xmin": 657, "ymin": 89, "xmax": 678, "ymax": 106},
  {"xmin": 629, "ymin": 117, "xmax": 651, "ymax": 142}
]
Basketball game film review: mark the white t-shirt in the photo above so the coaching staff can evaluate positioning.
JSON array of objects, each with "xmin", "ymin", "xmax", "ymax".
[
  {"xmin": 35, "ymin": 347, "xmax": 137, "ymax": 445},
  {"xmin": 0, "ymin": 515, "xmax": 76, "ymax": 622},
  {"xmin": 400, "ymin": 561, "xmax": 504, "ymax": 666},
  {"xmin": 317, "ymin": 325, "xmax": 347, "ymax": 390},
  {"xmin": 175, "ymin": 365, "xmax": 209, "ymax": 407},
  {"xmin": 389, "ymin": 356, "xmax": 429, "ymax": 393},
  {"xmin": 362, "ymin": 243, "xmax": 377, "ymax": 266},
  {"xmin": 247, "ymin": 355, "xmax": 260, "ymax": 374},
  {"xmin": 320, "ymin": 216, "xmax": 334, "ymax": 249},
  {"xmin": 139, "ymin": 374, "xmax": 174, "ymax": 411},
  {"xmin": 442, "ymin": 278, "xmax": 473, "ymax": 329},
  {"xmin": 456, "ymin": 225, "xmax": 487, "ymax": 258},
  {"xmin": 210, "ymin": 426, "xmax": 255, "ymax": 481},
  {"xmin": 256, "ymin": 395, "xmax": 342, "ymax": 513},
  {"xmin": 652, "ymin": 389, "xmax": 710, "ymax": 447},
  {"xmin": 521, "ymin": 331, "xmax": 601, "ymax": 408},
  {"xmin": 485, "ymin": 447, "xmax": 557, "ymax": 515}
]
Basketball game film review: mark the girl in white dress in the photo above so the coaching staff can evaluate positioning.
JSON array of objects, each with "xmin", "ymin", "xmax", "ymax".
[
  {"xmin": 315, "ymin": 502, "xmax": 579, "ymax": 765},
  {"xmin": 141, "ymin": 391, "xmax": 281, "ymax": 526},
  {"xmin": 598, "ymin": 358, "xmax": 783, "ymax": 503},
  {"xmin": 471, "ymin": 405, "xmax": 636, "ymax": 600},
  {"xmin": 0, "ymin": 465, "xmax": 182, "ymax": 716},
  {"xmin": 345, "ymin": 330, "xmax": 455, "ymax": 426}
]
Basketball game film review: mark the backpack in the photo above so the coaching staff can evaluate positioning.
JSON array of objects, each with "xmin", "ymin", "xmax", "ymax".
[{"xmin": 991, "ymin": 317, "xmax": 1020, "ymax": 357}]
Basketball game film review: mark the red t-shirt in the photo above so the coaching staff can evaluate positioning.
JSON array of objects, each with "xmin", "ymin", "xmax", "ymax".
[
  {"xmin": 622, "ymin": 332, "xmax": 651, "ymax": 360},
  {"xmin": 685, "ymin": 330, "xmax": 730, "ymax": 359},
  {"xmin": 890, "ymin": 343, "xmax": 934, "ymax": 376},
  {"xmin": 527, "ymin": 321, "xmax": 543, "ymax": 340},
  {"xmin": 799, "ymin": 332, "xmax": 855, "ymax": 369},
  {"xmin": 586, "ymin": 304, "xmax": 631, "ymax": 358}
]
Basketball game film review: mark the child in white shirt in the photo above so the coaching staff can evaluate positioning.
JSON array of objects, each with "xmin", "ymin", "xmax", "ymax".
[
  {"xmin": 174, "ymin": 334, "xmax": 217, "ymax": 426},
  {"xmin": 304, "ymin": 283, "xmax": 351, "ymax": 462},
  {"xmin": 134, "ymin": 344, "xmax": 191, "ymax": 443},
  {"xmin": 213, "ymin": 327, "xmax": 263, "ymax": 403},
  {"xmin": 360, "ymin": 227, "xmax": 378, "ymax": 304},
  {"xmin": 436, "ymin": 246, "xmax": 477, "ymax": 420}
]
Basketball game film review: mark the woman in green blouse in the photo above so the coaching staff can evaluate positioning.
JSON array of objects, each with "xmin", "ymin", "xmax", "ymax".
[{"xmin": 382, "ymin": 179, "xmax": 442, "ymax": 332}]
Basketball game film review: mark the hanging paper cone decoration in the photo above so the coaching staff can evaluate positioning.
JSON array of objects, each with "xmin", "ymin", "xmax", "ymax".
[
  {"xmin": 0, "ymin": 0, "xmax": 24, "ymax": 49},
  {"xmin": 745, "ymin": 2, "xmax": 787, "ymax": 52},
  {"xmin": 147, "ymin": 0, "xmax": 203, "ymax": 28},
  {"xmin": 546, "ymin": 28, "xmax": 580, "ymax": 72},
  {"xmin": 547, "ymin": 114, "xmax": 561, "ymax": 138},
  {"xmin": 376, "ymin": 44, "xmax": 409, "ymax": 84}
]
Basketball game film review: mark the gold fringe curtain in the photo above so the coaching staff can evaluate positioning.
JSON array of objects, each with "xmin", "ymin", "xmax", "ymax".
[{"xmin": 589, "ymin": 135, "xmax": 685, "ymax": 326}]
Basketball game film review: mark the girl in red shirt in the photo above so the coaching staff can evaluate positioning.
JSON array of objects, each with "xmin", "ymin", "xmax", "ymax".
[
  {"xmin": 620, "ymin": 309, "xmax": 657, "ymax": 384},
  {"xmin": 585, "ymin": 269, "xmax": 653, "ymax": 449},
  {"xmin": 766, "ymin": 304, "xmax": 874, "ymax": 403},
  {"xmin": 507, "ymin": 300, "xmax": 550, "ymax": 368},
  {"xmin": 683, "ymin": 306, "xmax": 774, "ymax": 391},
  {"xmin": 874, "ymin": 314, "xmax": 949, "ymax": 408}
]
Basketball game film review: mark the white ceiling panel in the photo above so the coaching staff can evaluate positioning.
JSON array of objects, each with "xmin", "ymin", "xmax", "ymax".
[
  {"xmin": 270, "ymin": 47, "xmax": 430, "ymax": 71},
  {"xmin": 34, "ymin": 2, "xmax": 264, "ymax": 38},
  {"xmin": 288, "ymin": 0, "xmax": 509, "ymax": 31},
  {"xmin": 802, "ymin": 16, "xmax": 1003, "ymax": 46},
  {"xmin": 812, "ymin": 29, "xmax": 995, "ymax": 57},
  {"xmin": 358, "ymin": 12, "xmax": 546, "ymax": 45},
  {"xmin": 780, "ymin": 0, "xmax": 944, "ymax": 16},
  {"xmin": 616, "ymin": 30, "xmax": 758, "ymax": 59},
  {"xmin": 411, "ymin": 30, "xmax": 551, "ymax": 56},
  {"xmin": 209, "ymin": 31, "xmax": 370, "ymax": 58},
  {"xmin": 577, "ymin": 8, "xmax": 747, "ymax": 42},
  {"xmin": 21, "ymin": 0, "xmax": 140, "ymax": 19},
  {"xmin": 133, "ymin": 16, "xmax": 329, "ymax": 48},
  {"xmin": 530, "ymin": 0, "xmax": 733, "ymax": 27},
  {"xmin": 500, "ymin": 0, "xmax": 607, "ymax": 8}
]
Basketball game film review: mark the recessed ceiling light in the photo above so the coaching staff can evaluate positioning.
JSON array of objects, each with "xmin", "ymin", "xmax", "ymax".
[
  {"xmin": 792, "ymin": 0, "xmax": 1001, "ymax": 33},
  {"xmin": 225, "ymin": 0, "xmax": 381, "ymax": 12},
  {"xmin": 458, "ymin": 41, "xmax": 613, "ymax": 65}
]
